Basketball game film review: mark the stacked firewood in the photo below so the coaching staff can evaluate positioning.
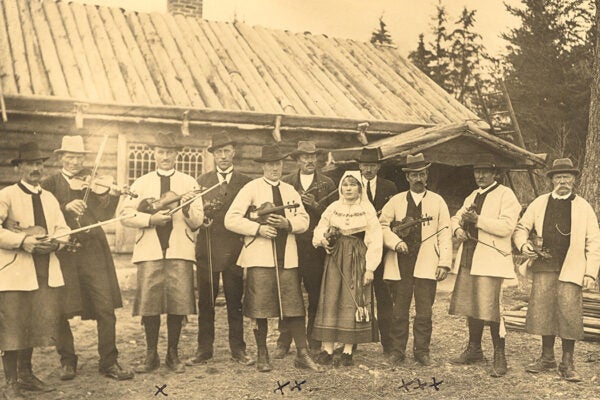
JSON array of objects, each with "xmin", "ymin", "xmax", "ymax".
[{"xmin": 504, "ymin": 291, "xmax": 600, "ymax": 340}]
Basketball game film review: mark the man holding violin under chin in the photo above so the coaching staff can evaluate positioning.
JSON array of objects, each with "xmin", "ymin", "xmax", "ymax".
[
  {"xmin": 224, "ymin": 144, "xmax": 323, "ymax": 373},
  {"xmin": 119, "ymin": 132, "xmax": 204, "ymax": 375},
  {"xmin": 41, "ymin": 135, "xmax": 133, "ymax": 381},
  {"xmin": 379, "ymin": 153, "xmax": 452, "ymax": 367}
]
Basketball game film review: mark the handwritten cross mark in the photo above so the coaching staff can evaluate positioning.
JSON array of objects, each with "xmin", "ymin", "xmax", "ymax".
[
  {"xmin": 154, "ymin": 384, "xmax": 168, "ymax": 397},
  {"xmin": 274, "ymin": 380, "xmax": 290, "ymax": 395}
]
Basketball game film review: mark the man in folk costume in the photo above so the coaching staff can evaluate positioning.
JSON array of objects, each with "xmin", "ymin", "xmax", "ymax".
[
  {"xmin": 358, "ymin": 147, "xmax": 397, "ymax": 354},
  {"xmin": 224, "ymin": 144, "xmax": 323, "ymax": 373},
  {"xmin": 187, "ymin": 133, "xmax": 253, "ymax": 366},
  {"xmin": 120, "ymin": 132, "xmax": 204, "ymax": 374},
  {"xmin": 513, "ymin": 158, "xmax": 600, "ymax": 382},
  {"xmin": 379, "ymin": 153, "xmax": 452, "ymax": 366},
  {"xmin": 41, "ymin": 136, "xmax": 133, "ymax": 381},
  {"xmin": 274, "ymin": 141, "xmax": 337, "ymax": 358},
  {"xmin": 449, "ymin": 154, "xmax": 521, "ymax": 377},
  {"xmin": 0, "ymin": 142, "xmax": 70, "ymax": 399}
]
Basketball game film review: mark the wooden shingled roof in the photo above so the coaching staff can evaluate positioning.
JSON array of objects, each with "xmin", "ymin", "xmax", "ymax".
[{"xmin": 0, "ymin": 0, "xmax": 480, "ymax": 128}]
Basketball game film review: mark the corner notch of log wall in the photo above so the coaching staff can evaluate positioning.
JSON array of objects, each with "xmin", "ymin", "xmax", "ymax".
[
  {"xmin": 181, "ymin": 109, "xmax": 190, "ymax": 136},
  {"xmin": 357, "ymin": 121, "xmax": 369, "ymax": 145},
  {"xmin": 272, "ymin": 114, "xmax": 282, "ymax": 142},
  {"xmin": 74, "ymin": 102, "xmax": 89, "ymax": 129}
]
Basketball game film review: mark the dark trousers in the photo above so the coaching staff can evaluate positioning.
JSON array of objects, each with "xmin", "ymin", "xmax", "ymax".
[
  {"xmin": 373, "ymin": 263, "xmax": 393, "ymax": 352},
  {"xmin": 277, "ymin": 240, "xmax": 324, "ymax": 350},
  {"xmin": 387, "ymin": 254, "xmax": 437, "ymax": 356},
  {"xmin": 196, "ymin": 264, "xmax": 245, "ymax": 355},
  {"xmin": 56, "ymin": 256, "xmax": 118, "ymax": 370}
]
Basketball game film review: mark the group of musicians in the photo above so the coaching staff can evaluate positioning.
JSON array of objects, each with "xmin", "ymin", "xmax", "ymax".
[{"xmin": 0, "ymin": 131, "xmax": 598, "ymax": 399}]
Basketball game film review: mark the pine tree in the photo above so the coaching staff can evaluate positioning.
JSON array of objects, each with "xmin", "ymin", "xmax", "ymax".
[
  {"xmin": 429, "ymin": 3, "xmax": 452, "ymax": 91},
  {"xmin": 449, "ymin": 8, "xmax": 485, "ymax": 103},
  {"xmin": 409, "ymin": 34, "xmax": 434, "ymax": 78},
  {"xmin": 370, "ymin": 16, "xmax": 393, "ymax": 45},
  {"xmin": 502, "ymin": 0, "xmax": 594, "ymax": 160}
]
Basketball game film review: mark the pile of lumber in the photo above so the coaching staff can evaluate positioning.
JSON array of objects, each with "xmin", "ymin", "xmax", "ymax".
[{"xmin": 504, "ymin": 291, "xmax": 600, "ymax": 340}]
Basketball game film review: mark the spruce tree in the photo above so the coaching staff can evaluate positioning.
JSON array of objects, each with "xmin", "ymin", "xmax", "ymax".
[{"xmin": 370, "ymin": 16, "xmax": 393, "ymax": 45}]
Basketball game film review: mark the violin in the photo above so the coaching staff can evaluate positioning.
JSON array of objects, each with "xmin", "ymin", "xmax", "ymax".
[
  {"xmin": 390, "ymin": 215, "xmax": 433, "ymax": 238},
  {"xmin": 2, "ymin": 219, "xmax": 80, "ymax": 252},
  {"xmin": 203, "ymin": 197, "xmax": 225, "ymax": 221},
  {"xmin": 137, "ymin": 190, "xmax": 200, "ymax": 214},
  {"xmin": 245, "ymin": 202, "xmax": 300, "ymax": 224},
  {"xmin": 324, "ymin": 226, "xmax": 341, "ymax": 247},
  {"xmin": 69, "ymin": 174, "xmax": 138, "ymax": 198}
]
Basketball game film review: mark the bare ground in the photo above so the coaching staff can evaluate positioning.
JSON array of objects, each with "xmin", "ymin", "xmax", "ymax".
[{"xmin": 14, "ymin": 288, "xmax": 600, "ymax": 400}]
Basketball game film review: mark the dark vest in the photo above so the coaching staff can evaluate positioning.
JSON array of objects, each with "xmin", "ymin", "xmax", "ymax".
[{"xmin": 533, "ymin": 195, "xmax": 573, "ymax": 272}]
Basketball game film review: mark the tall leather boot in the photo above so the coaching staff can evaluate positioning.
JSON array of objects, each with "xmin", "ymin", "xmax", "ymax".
[
  {"xmin": 254, "ymin": 319, "xmax": 271, "ymax": 373},
  {"xmin": 451, "ymin": 318, "xmax": 484, "ymax": 364},
  {"xmin": 294, "ymin": 347, "xmax": 324, "ymax": 372},
  {"xmin": 2, "ymin": 351, "xmax": 24, "ymax": 400},
  {"xmin": 559, "ymin": 339, "xmax": 581, "ymax": 382},
  {"xmin": 526, "ymin": 335, "xmax": 556, "ymax": 373},
  {"xmin": 490, "ymin": 338, "xmax": 507, "ymax": 377},
  {"xmin": 17, "ymin": 348, "xmax": 54, "ymax": 392},
  {"xmin": 136, "ymin": 316, "xmax": 160, "ymax": 373},
  {"xmin": 166, "ymin": 315, "xmax": 185, "ymax": 373}
]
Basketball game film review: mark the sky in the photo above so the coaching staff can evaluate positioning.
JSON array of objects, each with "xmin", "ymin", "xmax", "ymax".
[{"xmin": 70, "ymin": 0, "xmax": 522, "ymax": 56}]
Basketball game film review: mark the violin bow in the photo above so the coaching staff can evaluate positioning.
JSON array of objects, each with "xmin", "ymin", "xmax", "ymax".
[
  {"xmin": 49, "ymin": 214, "xmax": 136, "ymax": 240},
  {"xmin": 82, "ymin": 135, "xmax": 109, "ymax": 205},
  {"xmin": 166, "ymin": 181, "xmax": 223, "ymax": 216}
]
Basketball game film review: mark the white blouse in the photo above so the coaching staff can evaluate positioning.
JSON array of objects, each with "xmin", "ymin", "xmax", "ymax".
[{"xmin": 313, "ymin": 198, "xmax": 383, "ymax": 272}]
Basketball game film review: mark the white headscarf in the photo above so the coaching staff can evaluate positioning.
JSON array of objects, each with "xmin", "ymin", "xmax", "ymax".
[{"xmin": 338, "ymin": 170, "xmax": 364, "ymax": 204}]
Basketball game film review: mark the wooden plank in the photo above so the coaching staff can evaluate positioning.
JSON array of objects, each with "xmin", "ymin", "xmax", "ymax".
[
  {"xmin": 137, "ymin": 12, "xmax": 191, "ymax": 106},
  {"xmin": 70, "ymin": 3, "xmax": 114, "ymax": 102},
  {"xmin": 3, "ymin": 93, "xmax": 437, "ymax": 133},
  {"xmin": 0, "ymin": 0, "xmax": 17, "ymax": 94},
  {"xmin": 110, "ymin": 8, "xmax": 161, "ymax": 105},
  {"xmin": 242, "ymin": 24, "xmax": 329, "ymax": 116},
  {"xmin": 187, "ymin": 18, "xmax": 251, "ymax": 110},
  {"xmin": 233, "ymin": 23, "xmax": 311, "ymax": 115},
  {"xmin": 171, "ymin": 15, "xmax": 239, "ymax": 110},
  {"xmin": 204, "ymin": 20, "xmax": 280, "ymax": 113},
  {"xmin": 283, "ymin": 32, "xmax": 371, "ymax": 119},
  {"xmin": 85, "ymin": 4, "xmax": 131, "ymax": 103},
  {"xmin": 125, "ymin": 12, "xmax": 173, "ymax": 105},
  {"xmin": 43, "ymin": 1, "xmax": 87, "ymax": 99},
  {"xmin": 274, "ymin": 30, "xmax": 365, "ymax": 119},
  {"xmin": 98, "ymin": 6, "xmax": 149, "ymax": 104},
  {"xmin": 4, "ymin": 0, "xmax": 32, "ymax": 94},
  {"xmin": 149, "ymin": 13, "xmax": 205, "ymax": 107},
  {"xmin": 28, "ymin": 1, "xmax": 70, "ymax": 97},
  {"xmin": 17, "ymin": 0, "xmax": 50, "ymax": 95},
  {"xmin": 156, "ymin": 13, "xmax": 222, "ymax": 108}
]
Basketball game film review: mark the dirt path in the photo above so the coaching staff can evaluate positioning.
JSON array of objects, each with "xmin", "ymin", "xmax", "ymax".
[{"xmin": 18, "ymin": 291, "xmax": 600, "ymax": 400}]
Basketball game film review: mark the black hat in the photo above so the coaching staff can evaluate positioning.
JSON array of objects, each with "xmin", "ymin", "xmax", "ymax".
[
  {"xmin": 153, "ymin": 132, "xmax": 183, "ymax": 150},
  {"xmin": 11, "ymin": 142, "xmax": 49, "ymax": 166},
  {"xmin": 472, "ymin": 154, "xmax": 497, "ymax": 169},
  {"xmin": 357, "ymin": 147, "xmax": 383, "ymax": 163},
  {"xmin": 253, "ymin": 145, "xmax": 289, "ymax": 163},
  {"xmin": 208, "ymin": 132, "xmax": 236, "ymax": 153},
  {"xmin": 545, "ymin": 158, "xmax": 580, "ymax": 177},
  {"xmin": 402, "ymin": 153, "xmax": 431, "ymax": 172}
]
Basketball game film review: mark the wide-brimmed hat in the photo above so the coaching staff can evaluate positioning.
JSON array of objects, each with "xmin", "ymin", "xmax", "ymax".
[
  {"xmin": 53, "ymin": 135, "xmax": 90, "ymax": 154},
  {"xmin": 545, "ymin": 158, "xmax": 580, "ymax": 177},
  {"xmin": 357, "ymin": 147, "xmax": 383, "ymax": 164},
  {"xmin": 11, "ymin": 142, "xmax": 49, "ymax": 166},
  {"xmin": 402, "ymin": 153, "xmax": 431, "ymax": 172},
  {"xmin": 208, "ymin": 132, "xmax": 236, "ymax": 153},
  {"xmin": 290, "ymin": 141, "xmax": 322, "ymax": 158},
  {"xmin": 253, "ymin": 145, "xmax": 289, "ymax": 163},
  {"xmin": 472, "ymin": 154, "xmax": 497, "ymax": 169},
  {"xmin": 154, "ymin": 132, "xmax": 183, "ymax": 150}
]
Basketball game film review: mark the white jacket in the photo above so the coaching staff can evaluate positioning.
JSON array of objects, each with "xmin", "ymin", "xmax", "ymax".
[
  {"xmin": 0, "ymin": 184, "xmax": 69, "ymax": 291},
  {"xmin": 119, "ymin": 171, "xmax": 204, "ymax": 263},
  {"xmin": 513, "ymin": 193, "xmax": 600, "ymax": 286},
  {"xmin": 224, "ymin": 178, "xmax": 309, "ymax": 268},
  {"xmin": 380, "ymin": 190, "xmax": 452, "ymax": 280},
  {"xmin": 451, "ymin": 184, "xmax": 521, "ymax": 279}
]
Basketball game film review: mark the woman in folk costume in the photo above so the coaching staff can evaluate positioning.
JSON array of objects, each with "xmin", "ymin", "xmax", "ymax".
[{"xmin": 311, "ymin": 170, "xmax": 383, "ymax": 366}]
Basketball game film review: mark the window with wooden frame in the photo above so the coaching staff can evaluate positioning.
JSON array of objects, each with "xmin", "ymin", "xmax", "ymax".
[{"xmin": 127, "ymin": 144, "xmax": 204, "ymax": 184}]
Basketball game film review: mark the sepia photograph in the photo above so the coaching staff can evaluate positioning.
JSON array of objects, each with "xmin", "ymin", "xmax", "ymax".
[{"xmin": 0, "ymin": 0, "xmax": 599, "ymax": 398}]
